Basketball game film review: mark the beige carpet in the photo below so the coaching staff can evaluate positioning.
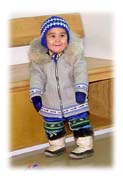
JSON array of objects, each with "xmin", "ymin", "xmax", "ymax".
[{"xmin": 9, "ymin": 132, "xmax": 113, "ymax": 169}]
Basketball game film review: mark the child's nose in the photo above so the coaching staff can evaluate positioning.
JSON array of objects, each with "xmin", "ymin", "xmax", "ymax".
[{"xmin": 55, "ymin": 36, "xmax": 60, "ymax": 42}]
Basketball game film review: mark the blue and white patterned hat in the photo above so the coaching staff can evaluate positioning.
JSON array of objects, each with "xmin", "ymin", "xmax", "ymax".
[{"xmin": 40, "ymin": 16, "xmax": 70, "ymax": 48}]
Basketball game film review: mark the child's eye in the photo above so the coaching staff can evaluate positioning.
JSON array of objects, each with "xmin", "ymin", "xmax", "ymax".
[
  {"xmin": 61, "ymin": 34, "xmax": 65, "ymax": 37},
  {"xmin": 50, "ymin": 35, "xmax": 55, "ymax": 38},
  {"xmin": 47, "ymin": 34, "xmax": 56, "ymax": 38}
]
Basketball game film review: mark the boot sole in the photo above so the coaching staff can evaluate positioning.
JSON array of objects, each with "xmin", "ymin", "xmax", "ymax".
[
  {"xmin": 69, "ymin": 149, "xmax": 94, "ymax": 159},
  {"xmin": 44, "ymin": 147, "xmax": 65, "ymax": 157}
]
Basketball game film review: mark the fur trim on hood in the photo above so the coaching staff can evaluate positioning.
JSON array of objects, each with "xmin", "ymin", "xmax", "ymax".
[{"xmin": 28, "ymin": 32, "xmax": 84, "ymax": 65}]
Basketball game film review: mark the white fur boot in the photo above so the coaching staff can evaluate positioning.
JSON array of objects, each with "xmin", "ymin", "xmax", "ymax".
[
  {"xmin": 69, "ymin": 136, "xmax": 94, "ymax": 159},
  {"xmin": 44, "ymin": 137, "xmax": 65, "ymax": 157}
]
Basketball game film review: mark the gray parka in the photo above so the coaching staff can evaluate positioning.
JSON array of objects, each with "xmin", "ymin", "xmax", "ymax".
[{"xmin": 29, "ymin": 33, "xmax": 89, "ymax": 118}]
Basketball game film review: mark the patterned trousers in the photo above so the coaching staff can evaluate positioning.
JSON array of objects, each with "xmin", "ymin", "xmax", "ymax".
[{"xmin": 43, "ymin": 112, "xmax": 93, "ymax": 140}]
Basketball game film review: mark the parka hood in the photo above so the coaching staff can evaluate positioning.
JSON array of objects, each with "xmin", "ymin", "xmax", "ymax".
[{"xmin": 28, "ymin": 32, "xmax": 84, "ymax": 65}]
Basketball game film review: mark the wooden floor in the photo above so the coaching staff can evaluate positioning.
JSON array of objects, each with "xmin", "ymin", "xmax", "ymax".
[{"xmin": 9, "ymin": 132, "xmax": 113, "ymax": 169}]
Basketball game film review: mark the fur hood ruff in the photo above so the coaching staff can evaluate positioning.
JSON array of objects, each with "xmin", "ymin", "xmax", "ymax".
[{"xmin": 29, "ymin": 32, "xmax": 84, "ymax": 65}]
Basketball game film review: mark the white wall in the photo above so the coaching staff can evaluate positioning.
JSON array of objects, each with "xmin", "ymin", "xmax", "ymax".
[
  {"xmin": 81, "ymin": 12, "xmax": 113, "ymax": 59},
  {"xmin": 9, "ymin": 12, "xmax": 113, "ymax": 65}
]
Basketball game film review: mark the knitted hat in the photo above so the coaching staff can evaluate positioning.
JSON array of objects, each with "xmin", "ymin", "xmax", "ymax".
[{"xmin": 40, "ymin": 16, "xmax": 70, "ymax": 48}]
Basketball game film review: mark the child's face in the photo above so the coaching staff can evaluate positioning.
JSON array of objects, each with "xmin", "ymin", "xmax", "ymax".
[{"xmin": 46, "ymin": 28, "xmax": 68, "ymax": 53}]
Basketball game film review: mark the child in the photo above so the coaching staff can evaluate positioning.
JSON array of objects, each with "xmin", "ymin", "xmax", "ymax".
[{"xmin": 29, "ymin": 16, "xmax": 94, "ymax": 159}]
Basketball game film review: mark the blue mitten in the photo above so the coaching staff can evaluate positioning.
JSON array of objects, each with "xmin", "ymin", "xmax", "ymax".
[
  {"xmin": 75, "ymin": 92, "xmax": 86, "ymax": 104},
  {"xmin": 31, "ymin": 96, "xmax": 42, "ymax": 112}
]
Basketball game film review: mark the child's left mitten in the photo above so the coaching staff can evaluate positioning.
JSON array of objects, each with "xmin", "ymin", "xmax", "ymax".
[{"xmin": 75, "ymin": 92, "xmax": 86, "ymax": 104}]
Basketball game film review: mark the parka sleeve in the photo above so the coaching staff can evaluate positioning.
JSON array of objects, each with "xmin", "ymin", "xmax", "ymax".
[
  {"xmin": 73, "ymin": 53, "xmax": 89, "ymax": 96},
  {"xmin": 29, "ymin": 61, "xmax": 46, "ymax": 99}
]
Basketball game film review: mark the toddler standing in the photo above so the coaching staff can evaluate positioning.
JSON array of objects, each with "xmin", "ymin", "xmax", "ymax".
[{"xmin": 29, "ymin": 16, "xmax": 94, "ymax": 159}]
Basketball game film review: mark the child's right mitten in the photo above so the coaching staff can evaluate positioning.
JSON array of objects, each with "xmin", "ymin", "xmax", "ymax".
[{"xmin": 31, "ymin": 96, "xmax": 42, "ymax": 112}]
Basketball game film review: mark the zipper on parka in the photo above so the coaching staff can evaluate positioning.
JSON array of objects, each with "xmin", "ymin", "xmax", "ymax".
[{"xmin": 54, "ymin": 62, "xmax": 64, "ymax": 117}]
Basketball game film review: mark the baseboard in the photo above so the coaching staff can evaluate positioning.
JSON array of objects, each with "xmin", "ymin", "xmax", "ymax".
[{"xmin": 9, "ymin": 127, "xmax": 114, "ymax": 157}]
